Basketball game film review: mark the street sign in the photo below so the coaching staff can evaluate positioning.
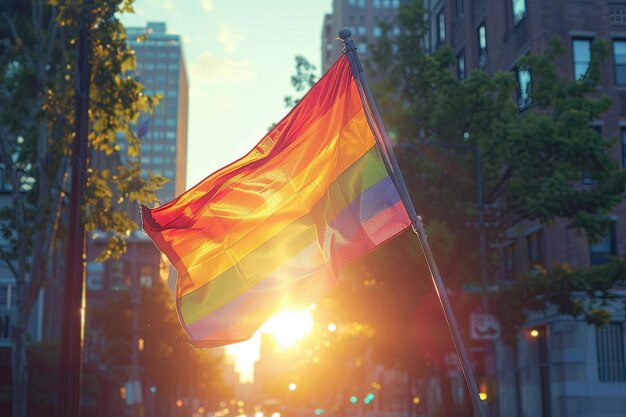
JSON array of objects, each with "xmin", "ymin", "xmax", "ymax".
[
  {"xmin": 463, "ymin": 283, "xmax": 483, "ymax": 294},
  {"xmin": 125, "ymin": 380, "xmax": 143, "ymax": 405},
  {"xmin": 470, "ymin": 313, "xmax": 500, "ymax": 341}
]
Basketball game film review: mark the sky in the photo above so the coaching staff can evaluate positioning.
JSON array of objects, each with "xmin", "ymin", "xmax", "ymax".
[
  {"xmin": 121, "ymin": 0, "xmax": 334, "ymax": 382},
  {"xmin": 121, "ymin": 0, "xmax": 333, "ymax": 189}
]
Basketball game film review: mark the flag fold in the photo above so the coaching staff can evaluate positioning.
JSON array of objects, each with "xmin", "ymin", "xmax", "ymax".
[{"xmin": 141, "ymin": 55, "xmax": 411, "ymax": 347}]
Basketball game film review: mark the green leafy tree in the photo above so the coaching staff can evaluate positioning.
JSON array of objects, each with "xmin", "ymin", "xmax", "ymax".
[
  {"xmin": 312, "ymin": 0, "xmax": 626, "ymax": 415},
  {"xmin": 0, "ymin": 1, "xmax": 164, "ymax": 414},
  {"xmin": 284, "ymin": 55, "xmax": 318, "ymax": 109}
]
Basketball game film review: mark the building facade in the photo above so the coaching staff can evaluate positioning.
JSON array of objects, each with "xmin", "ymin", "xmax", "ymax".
[
  {"xmin": 322, "ymin": 0, "xmax": 405, "ymax": 73},
  {"xmin": 429, "ymin": 1, "xmax": 626, "ymax": 416}
]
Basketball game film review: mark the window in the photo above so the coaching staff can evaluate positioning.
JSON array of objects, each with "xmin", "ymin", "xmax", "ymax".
[
  {"xmin": 86, "ymin": 262, "xmax": 104, "ymax": 290},
  {"xmin": 358, "ymin": 26, "xmax": 366, "ymax": 36},
  {"xmin": 527, "ymin": 229, "xmax": 544, "ymax": 268},
  {"xmin": 373, "ymin": 0, "xmax": 381, "ymax": 7},
  {"xmin": 590, "ymin": 224, "xmax": 616, "ymax": 265},
  {"xmin": 393, "ymin": 26, "xmax": 401, "ymax": 37},
  {"xmin": 0, "ymin": 282, "xmax": 15, "ymax": 309},
  {"xmin": 517, "ymin": 67, "xmax": 532, "ymax": 109},
  {"xmin": 582, "ymin": 169, "xmax": 599, "ymax": 185},
  {"xmin": 358, "ymin": 43, "xmax": 367, "ymax": 54},
  {"xmin": 373, "ymin": 26, "xmax": 382, "ymax": 38},
  {"xmin": 596, "ymin": 323, "xmax": 626, "ymax": 382},
  {"xmin": 358, "ymin": 0, "xmax": 366, "ymax": 8},
  {"xmin": 383, "ymin": 0, "xmax": 390, "ymax": 8},
  {"xmin": 437, "ymin": 10, "xmax": 446, "ymax": 45},
  {"xmin": 457, "ymin": 50, "xmax": 466, "ymax": 80},
  {"xmin": 456, "ymin": 0, "xmax": 464, "ymax": 16},
  {"xmin": 348, "ymin": 0, "xmax": 356, "ymax": 5},
  {"xmin": 613, "ymin": 40, "xmax": 626, "ymax": 85},
  {"xmin": 572, "ymin": 39, "xmax": 592, "ymax": 80},
  {"xmin": 109, "ymin": 261, "xmax": 129, "ymax": 290},
  {"xmin": 512, "ymin": 0, "xmax": 526, "ymax": 25},
  {"xmin": 139, "ymin": 265, "xmax": 154, "ymax": 288},
  {"xmin": 477, "ymin": 24, "xmax": 487, "ymax": 67},
  {"xmin": 503, "ymin": 243, "xmax": 517, "ymax": 278},
  {"xmin": 392, "ymin": 0, "xmax": 399, "ymax": 7}
]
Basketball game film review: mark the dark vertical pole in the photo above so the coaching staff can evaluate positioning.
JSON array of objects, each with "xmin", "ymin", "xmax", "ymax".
[
  {"xmin": 130, "ymin": 240, "xmax": 142, "ymax": 416},
  {"xmin": 58, "ymin": 8, "xmax": 91, "ymax": 417},
  {"xmin": 338, "ymin": 28, "xmax": 487, "ymax": 417}
]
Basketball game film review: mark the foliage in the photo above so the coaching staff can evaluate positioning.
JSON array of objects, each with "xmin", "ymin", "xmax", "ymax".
[
  {"xmin": 284, "ymin": 55, "xmax": 318, "ymax": 109},
  {"xmin": 0, "ymin": 0, "xmax": 165, "ymax": 414},
  {"xmin": 490, "ymin": 39, "xmax": 623, "ymax": 239},
  {"xmin": 491, "ymin": 259, "xmax": 626, "ymax": 344},
  {"xmin": 364, "ymin": 0, "xmax": 625, "ymax": 337}
]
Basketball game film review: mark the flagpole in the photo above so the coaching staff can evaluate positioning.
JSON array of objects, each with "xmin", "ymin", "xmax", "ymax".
[{"xmin": 339, "ymin": 28, "xmax": 488, "ymax": 417}]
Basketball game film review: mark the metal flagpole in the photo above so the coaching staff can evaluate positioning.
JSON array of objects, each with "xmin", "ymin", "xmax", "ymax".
[{"xmin": 339, "ymin": 28, "xmax": 488, "ymax": 417}]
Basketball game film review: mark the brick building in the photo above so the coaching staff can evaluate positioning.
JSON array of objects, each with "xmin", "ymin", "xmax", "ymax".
[
  {"xmin": 322, "ymin": 0, "xmax": 404, "ymax": 73},
  {"xmin": 422, "ymin": 1, "xmax": 626, "ymax": 416}
]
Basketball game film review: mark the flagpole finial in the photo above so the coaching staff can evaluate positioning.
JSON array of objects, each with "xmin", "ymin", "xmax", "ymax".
[{"xmin": 338, "ymin": 27, "xmax": 352, "ymax": 40}]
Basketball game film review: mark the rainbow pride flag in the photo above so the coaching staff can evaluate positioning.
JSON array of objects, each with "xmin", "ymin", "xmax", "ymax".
[{"xmin": 141, "ymin": 56, "xmax": 412, "ymax": 347}]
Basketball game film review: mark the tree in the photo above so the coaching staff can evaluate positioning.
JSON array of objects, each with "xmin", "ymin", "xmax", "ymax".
[
  {"xmin": 0, "ymin": 1, "xmax": 164, "ymax": 414},
  {"xmin": 284, "ymin": 55, "xmax": 318, "ymax": 109},
  {"xmin": 92, "ymin": 280, "xmax": 230, "ymax": 413},
  {"xmin": 312, "ymin": 0, "xmax": 626, "ymax": 414}
]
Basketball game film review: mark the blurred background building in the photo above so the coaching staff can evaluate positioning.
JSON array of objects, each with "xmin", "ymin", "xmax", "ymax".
[
  {"xmin": 125, "ymin": 21, "xmax": 188, "ymax": 203},
  {"xmin": 322, "ymin": 0, "xmax": 404, "ymax": 72}
]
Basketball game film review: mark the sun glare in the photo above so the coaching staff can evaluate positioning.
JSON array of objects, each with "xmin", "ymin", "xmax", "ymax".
[
  {"xmin": 225, "ymin": 308, "xmax": 315, "ymax": 382},
  {"xmin": 261, "ymin": 309, "xmax": 314, "ymax": 347}
]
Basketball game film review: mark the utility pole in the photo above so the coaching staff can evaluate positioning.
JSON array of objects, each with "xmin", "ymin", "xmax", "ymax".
[{"xmin": 59, "ymin": 4, "xmax": 91, "ymax": 416}]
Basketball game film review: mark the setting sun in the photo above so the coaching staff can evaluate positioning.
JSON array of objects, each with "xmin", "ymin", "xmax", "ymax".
[
  {"xmin": 261, "ymin": 309, "xmax": 314, "ymax": 347},
  {"xmin": 225, "ymin": 308, "xmax": 315, "ymax": 382}
]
